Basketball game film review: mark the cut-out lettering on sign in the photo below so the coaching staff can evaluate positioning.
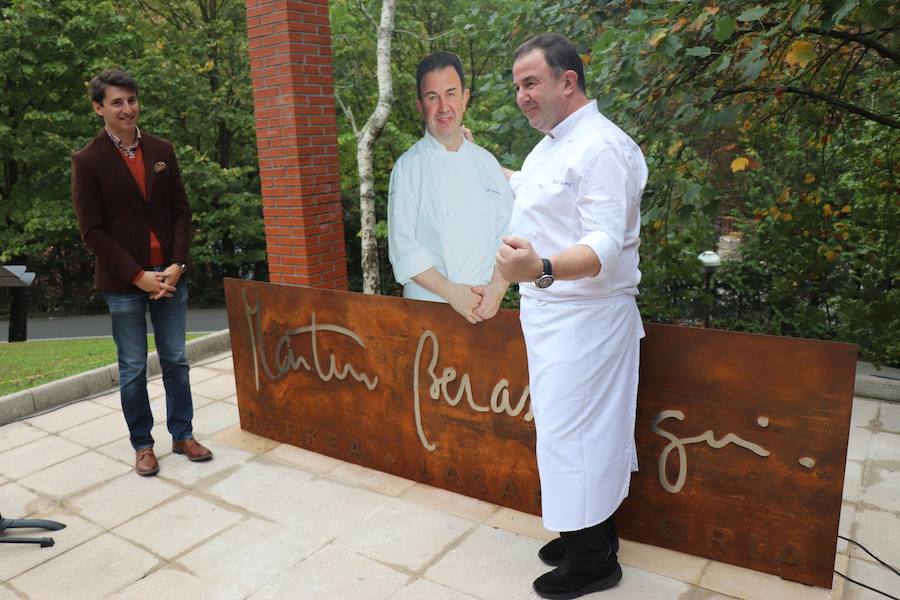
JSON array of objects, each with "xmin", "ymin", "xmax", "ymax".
[{"xmin": 225, "ymin": 279, "xmax": 855, "ymax": 589}]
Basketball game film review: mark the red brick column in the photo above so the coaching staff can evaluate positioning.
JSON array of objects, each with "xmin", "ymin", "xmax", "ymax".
[{"xmin": 245, "ymin": 0, "xmax": 348, "ymax": 289}]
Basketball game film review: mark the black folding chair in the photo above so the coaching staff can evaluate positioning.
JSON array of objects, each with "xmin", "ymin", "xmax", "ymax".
[{"xmin": 0, "ymin": 513, "xmax": 66, "ymax": 548}]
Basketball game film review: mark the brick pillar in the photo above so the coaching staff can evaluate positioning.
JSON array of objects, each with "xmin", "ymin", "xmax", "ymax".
[{"xmin": 245, "ymin": 0, "xmax": 348, "ymax": 289}]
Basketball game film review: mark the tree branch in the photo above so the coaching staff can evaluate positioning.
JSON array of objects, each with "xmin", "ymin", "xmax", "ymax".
[
  {"xmin": 138, "ymin": 0, "xmax": 196, "ymax": 30},
  {"xmin": 835, "ymin": 46, "xmax": 867, "ymax": 97},
  {"xmin": 394, "ymin": 28, "xmax": 453, "ymax": 41},
  {"xmin": 783, "ymin": 86, "xmax": 900, "ymax": 129},
  {"xmin": 356, "ymin": 0, "xmax": 377, "ymax": 30},
  {"xmin": 803, "ymin": 27, "xmax": 900, "ymax": 64},
  {"xmin": 333, "ymin": 89, "xmax": 359, "ymax": 136},
  {"xmin": 713, "ymin": 85, "xmax": 899, "ymax": 129}
]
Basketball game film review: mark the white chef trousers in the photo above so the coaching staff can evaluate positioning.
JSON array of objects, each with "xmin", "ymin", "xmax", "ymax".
[{"xmin": 520, "ymin": 293, "xmax": 644, "ymax": 532}]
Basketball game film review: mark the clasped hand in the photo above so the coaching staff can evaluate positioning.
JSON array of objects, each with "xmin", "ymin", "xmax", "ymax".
[
  {"xmin": 447, "ymin": 280, "xmax": 505, "ymax": 325},
  {"xmin": 136, "ymin": 265, "xmax": 181, "ymax": 300}
]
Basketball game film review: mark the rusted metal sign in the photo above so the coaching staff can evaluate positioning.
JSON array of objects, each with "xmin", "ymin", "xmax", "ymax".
[{"xmin": 224, "ymin": 279, "xmax": 855, "ymax": 588}]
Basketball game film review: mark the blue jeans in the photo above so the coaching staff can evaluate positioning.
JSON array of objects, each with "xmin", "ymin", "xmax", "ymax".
[{"xmin": 103, "ymin": 275, "xmax": 193, "ymax": 450}]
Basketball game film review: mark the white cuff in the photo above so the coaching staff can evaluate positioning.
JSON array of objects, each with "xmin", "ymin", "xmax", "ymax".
[
  {"xmin": 578, "ymin": 230, "xmax": 620, "ymax": 281},
  {"xmin": 392, "ymin": 250, "xmax": 433, "ymax": 285}
]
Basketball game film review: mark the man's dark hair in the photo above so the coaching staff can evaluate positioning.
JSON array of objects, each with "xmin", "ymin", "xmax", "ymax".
[
  {"xmin": 514, "ymin": 33, "xmax": 586, "ymax": 94},
  {"xmin": 415, "ymin": 52, "xmax": 465, "ymax": 100},
  {"xmin": 89, "ymin": 69, "xmax": 138, "ymax": 105}
]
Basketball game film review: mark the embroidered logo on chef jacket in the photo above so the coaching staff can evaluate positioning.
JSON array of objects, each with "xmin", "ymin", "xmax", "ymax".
[
  {"xmin": 550, "ymin": 178, "xmax": 573, "ymax": 187},
  {"xmin": 484, "ymin": 186, "xmax": 501, "ymax": 196}
]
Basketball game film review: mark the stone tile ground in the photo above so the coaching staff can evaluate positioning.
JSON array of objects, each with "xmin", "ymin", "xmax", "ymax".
[{"xmin": 1, "ymin": 351, "xmax": 897, "ymax": 600}]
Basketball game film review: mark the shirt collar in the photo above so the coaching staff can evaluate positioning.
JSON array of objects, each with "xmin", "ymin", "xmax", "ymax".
[
  {"xmin": 105, "ymin": 127, "xmax": 142, "ymax": 159},
  {"xmin": 547, "ymin": 100, "xmax": 597, "ymax": 141},
  {"xmin": 423, "ymin": 130, "xmax": 466, "ymax": 153}
]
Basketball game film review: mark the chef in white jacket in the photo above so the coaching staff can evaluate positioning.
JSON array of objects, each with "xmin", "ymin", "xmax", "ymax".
[
  {"xmin": 496, "ymin": 33, "xmax": 647, "ymax": 600},
  {"xmin": 388, "ymin": 52, "xmax": 513, "ymax": 324}
]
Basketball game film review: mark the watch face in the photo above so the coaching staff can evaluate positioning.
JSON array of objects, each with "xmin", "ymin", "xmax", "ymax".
[{"xmin": 535, "ymin": 274, "xmax": 554, "ymax": 289}]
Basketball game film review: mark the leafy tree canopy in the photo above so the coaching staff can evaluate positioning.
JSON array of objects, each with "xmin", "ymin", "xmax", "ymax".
[{"xmin": 333, "ymin": 0, "xmax": 898, "ymax": 364}]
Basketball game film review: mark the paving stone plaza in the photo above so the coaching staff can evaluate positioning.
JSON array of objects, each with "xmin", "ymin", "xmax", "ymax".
[{"xmin": 1, "ymin": 351, "xmax": 898, "ymax": 599}]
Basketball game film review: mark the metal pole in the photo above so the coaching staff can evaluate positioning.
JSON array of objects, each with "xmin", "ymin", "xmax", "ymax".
[
  {"xmin": 703, "ymin": 270, "xmax": 713, "ymax": 328},
  {"xmin": 8, "ymin": 287, "xmax": 28, "ymax": 342}
]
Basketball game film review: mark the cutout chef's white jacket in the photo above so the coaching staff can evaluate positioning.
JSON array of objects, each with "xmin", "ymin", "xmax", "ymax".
[
  {"xmin": 388, "ymin": 133, "xmax": 513, "ymax": 302},
  {"xmin": 509, "ymin": 100, "xmax": 648, "ymax": 532}
]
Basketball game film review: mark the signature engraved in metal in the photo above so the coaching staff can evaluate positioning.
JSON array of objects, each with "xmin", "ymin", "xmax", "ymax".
[
  {"xmin": 414, "ymin": 330, "xmax": 532, "ymax": 452},
  {"xmin": 651, "ymin": 410, "xmax": 770, "ymax": 493},
  {"xmin": 242, "ymin": 290, "xmax": 379, "ymax": 392}
]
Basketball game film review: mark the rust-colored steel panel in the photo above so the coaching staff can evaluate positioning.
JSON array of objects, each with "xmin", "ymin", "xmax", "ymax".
[
  {"xmin": 224, "ymin": 279, "xmax": 855, "ymax": 588},
  {"xmin": 616, "ymin": 324, "xmax": 855, "ymax": 588},
  {"xmin": 225, "ymin": 279, "xmax": 539, "ymax": 513}
]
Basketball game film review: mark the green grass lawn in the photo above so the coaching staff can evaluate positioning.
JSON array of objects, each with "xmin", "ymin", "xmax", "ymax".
[{"xmin": 0, "ymin": 335, "xmax": 203, "ymax": 397}]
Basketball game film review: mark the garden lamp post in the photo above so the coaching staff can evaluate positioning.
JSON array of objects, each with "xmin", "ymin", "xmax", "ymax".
[{"xmin": 698, "ymin": 251, "xmax": 721, "ymax": 328}]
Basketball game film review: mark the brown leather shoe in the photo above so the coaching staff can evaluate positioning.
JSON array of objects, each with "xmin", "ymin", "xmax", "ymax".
[
  {"xmin": 135, "ymin": 447, "xmax": 159, "ymax": 476},
  {"xmin": 172, "ymin": 438, "xmax": 213, "ymax": 462}
]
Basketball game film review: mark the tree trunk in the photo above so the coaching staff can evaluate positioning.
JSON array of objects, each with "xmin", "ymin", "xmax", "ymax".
[
  {"xmin": 216, "ymin": 120, "xmax": 232, "ymax": 168},
  {"xmin": 357, "ymin": 0, "xmax": 395, "ymax": 295}
]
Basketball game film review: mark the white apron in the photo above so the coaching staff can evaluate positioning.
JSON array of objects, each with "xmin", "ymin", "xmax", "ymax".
[{"xmin": 520, "ymin": 294, "xmax": 644, "ymax": 532}]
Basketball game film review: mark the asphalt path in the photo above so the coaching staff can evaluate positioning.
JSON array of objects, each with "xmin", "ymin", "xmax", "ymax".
[{"xmin": 0, "ymin": 307, "xmax": 228, "ymax": 341}]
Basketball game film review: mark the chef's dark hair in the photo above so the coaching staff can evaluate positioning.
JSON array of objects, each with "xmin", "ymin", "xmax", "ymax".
[
  {"xmin": 415, "ymin": 52, "xmax": 465, "ymax": 100},
  {"xmin": 514, "ymin": 33, "xmax": 586, "ymax": 94}
]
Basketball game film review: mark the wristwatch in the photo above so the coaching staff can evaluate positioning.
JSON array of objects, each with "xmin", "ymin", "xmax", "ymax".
[
  {"xmin": 178, "ymin": 263, "xmax": 187, "ymax": 274},
  {"xmin": 535, "ymin": 258, "xmax": 554, "ymax": 289}
]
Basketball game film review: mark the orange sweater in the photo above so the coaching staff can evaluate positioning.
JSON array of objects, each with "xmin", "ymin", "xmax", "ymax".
[{"xmin": 120, "ymin": 145, "xmax": 165, "ymax": 282}]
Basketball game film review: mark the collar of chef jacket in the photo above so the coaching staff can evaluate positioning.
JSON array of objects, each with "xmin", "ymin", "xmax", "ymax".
[{"xmin": 547, "ymin": 99, "xmax": 598, "ymax": 141}]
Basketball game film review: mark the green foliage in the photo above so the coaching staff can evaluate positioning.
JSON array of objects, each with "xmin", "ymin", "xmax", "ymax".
[
  {"xmin": 0, "ymin": 0, "xmax": 140, "ymax": 313},
  {"xmin": 0, "ymin": 0, "xmax": 265, "ymax": 314},
  {"xmin": 331, "ymin": 0, "xmax": 562, "ymax": 293},
  {"xmin": 111, "ymin": 0, "xmax": 266, "ymax": 304},
  {"xmin": 333, "ymin": 0, "xmax": 898, "ymax": 364},
  {"xmin": 1, "ymin": 1, "xmax": 896, "ymax": 366},
  {"xmin": 570, "ymin": 0, "xmax": 899, "ymax": 364}
]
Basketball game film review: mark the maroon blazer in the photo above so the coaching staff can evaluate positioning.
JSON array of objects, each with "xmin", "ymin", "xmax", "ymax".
[{"xmin": 72, "ymin": 130, "xmax": 192, "ymax": 293}]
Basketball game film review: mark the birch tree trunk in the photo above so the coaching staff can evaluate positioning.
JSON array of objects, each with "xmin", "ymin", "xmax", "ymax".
[{"xmin": 356, "ymin": 0, "xmax": 395, "ymax": 294}]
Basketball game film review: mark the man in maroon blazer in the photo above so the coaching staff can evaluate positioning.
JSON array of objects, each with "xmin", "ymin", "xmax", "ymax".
[{"xmin": 72, "ymin": 69, "xmax": 213, "ymax": 476}]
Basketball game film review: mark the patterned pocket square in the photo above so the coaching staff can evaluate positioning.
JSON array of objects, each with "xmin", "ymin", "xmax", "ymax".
[{"xmin": 154, "ymin": 161, "xmax": 167, "ymax": 173}]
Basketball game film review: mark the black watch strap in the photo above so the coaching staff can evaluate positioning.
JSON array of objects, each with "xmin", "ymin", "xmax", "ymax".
[
  {"xmin": 534, "ymin": 257, "xmax": 555, "ymax": 289},
  {"xmin": 541, "ymin": 257, "xmax": 552, "ymax": 276}
]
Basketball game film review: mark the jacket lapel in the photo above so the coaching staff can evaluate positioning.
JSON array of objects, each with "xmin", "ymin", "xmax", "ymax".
[{"xmin": 95, "ymin": 131, "xmax": 144, "ymax": 201}]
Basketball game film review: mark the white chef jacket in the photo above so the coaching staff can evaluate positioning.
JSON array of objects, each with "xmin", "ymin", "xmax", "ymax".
[
  {"xmin": 511, "ymin": 101, "xmax": 647, "ymax": 532},
  {"xmin": 388, "ymin": 133, "xmax": 513, "ymax": 302},
  {"xmin": 509, "ymin": 100, "xmax": 647, "ymax": 301}
]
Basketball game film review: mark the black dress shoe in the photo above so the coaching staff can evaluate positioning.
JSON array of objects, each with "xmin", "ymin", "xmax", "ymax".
[
  {"xmin": 532, "ymin": 558, "xmax": 622, "ymax": 600},
  {"xmin": 539, "ymin": 537, "xmax": 565, "ymax": 566}
]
